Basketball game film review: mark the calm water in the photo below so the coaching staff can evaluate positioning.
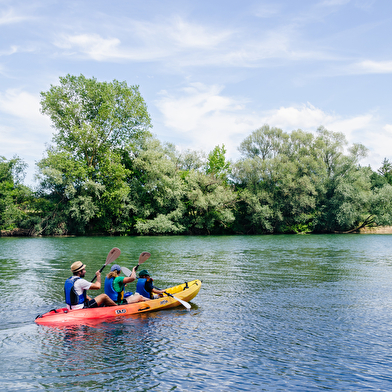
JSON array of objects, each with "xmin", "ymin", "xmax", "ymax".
[{"xmin": 1, "ymin": 234, "xmax": 392, "ymax": 391}]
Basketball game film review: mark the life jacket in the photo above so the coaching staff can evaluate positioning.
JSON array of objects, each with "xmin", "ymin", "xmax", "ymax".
[
  {"xmin": 64, "ymin": 276, "xmax": 87, "ymax": 306},
  {"xmin": 136, "ymin": 278, "xmax": 153, "ymax": 299},
  {"xmin": 104, "ymin": 277, "xmax": 124, "ymax": 304}
]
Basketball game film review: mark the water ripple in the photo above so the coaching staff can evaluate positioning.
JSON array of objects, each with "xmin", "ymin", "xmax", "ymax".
[{"xmin": 2, "ymin": 235, "xmax": 392, "ymax": 391}]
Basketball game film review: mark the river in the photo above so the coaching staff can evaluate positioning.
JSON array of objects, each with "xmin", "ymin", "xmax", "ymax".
[{"xmin": 0, "ymin": 234, "xmax": 392, "ymax": 391}]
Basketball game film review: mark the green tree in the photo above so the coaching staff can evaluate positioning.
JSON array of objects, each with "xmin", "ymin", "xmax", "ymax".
[
  {"xmin": 369, "ymin": 158, "xmax": 392, "ymax": 190},
  {"xmin": 175, "ymin": 148, "xmax": 206, "ymax": 172},
  {"xmin": 40, "ymin": 74, "xmax": 151, "ymax": 169},
  {"xmin": 312, "ymin": 128, "xmax": 371, "ymax": 232},
  {"xmin": 238, "ymin": 124, "xmax": 289, "ymax": 160},
  {"xmin": 206, "ymin": 144, "xmax": 231, "ymax": 180},
  {"xmin": 205, "ymin": 144, "xmax": 231, "ymax": 182},
  {"xmin": 129, "ymin": 140, "xmax": 186, "ymax": 235},
  {"xmin": 36, "ymin": 74, "xmax": 152, "ymax": 235},
  {"xmin": 233, "ymin": 127, "xmax": 319, "ymax": 233},
  {"xmin": 180, "ymin": 170, "xmax": 237, "ymax": 234},
  {"xmin": 232, "ymin": 125, "xmax": 387, "ymax": 234},
  {"xmin": 128, "ymin": 140, "xmax": 237, "ymax": 235},
  {"xmin": 377, "ymin": 158, "xmax": 392, "ymax": 185},
  {"xmin": 0, "ymin": 156, "xmax": 32, "ymax": 231},
  {"xmin": 370, "ymin": 184, "xmax": 392, "ymax": 226}
]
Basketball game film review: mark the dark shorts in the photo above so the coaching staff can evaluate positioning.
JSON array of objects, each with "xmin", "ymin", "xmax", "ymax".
[{"xmin": 85, "ymin": 299, "xmax": 98, "ymax": 308}]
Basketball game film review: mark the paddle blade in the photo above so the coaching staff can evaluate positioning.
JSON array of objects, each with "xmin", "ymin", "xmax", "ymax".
[
  {"xmin": 105, "ymin": 247, "xmax": 121, "ymax": 266},
  {"xmin": 138, "ymin": 251, "xmax": 151, "ymax": 264},
  {"xmin": 165, "ymin": 292, "xmax": 191, "ymax": 310},
  {"xmin": 135, "ymin": 251, "xmax": 151, "ymax": 270},
  {"xmin": 121, "ymin": 266, "xmax": 132, "ymax": 277},
  {"xmin": 175, "ymin": 296, "xmax": 191, "ymax": 310},
  {"xmin": 91, "ymin": 247, "xmax": 122, "ymax": 282}
]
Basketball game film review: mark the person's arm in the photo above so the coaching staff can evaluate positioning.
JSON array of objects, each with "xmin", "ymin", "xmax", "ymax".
[
  {"xmin": 152, "ymin": 287, "xmax": 165, "ymax": 294},
  {"xmin": 89, "ymin": 271, "xmax": 102, "ymax": 290},
  {"xmin": 123, "ymin": 266, "xmax": 137, "ymax": 284},
  {"xmin": 151, "ymin": 280, "xmax": 165, "ymax": 294}
]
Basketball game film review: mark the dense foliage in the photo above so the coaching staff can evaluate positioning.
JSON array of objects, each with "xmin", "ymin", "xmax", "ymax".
[
  {"xmin": 1, "ymin": 75, "xmax": 392, "ymax": 236},
  {"xmin": 0, "ymin": 156, "xmax": 33, "ymax": 232}
]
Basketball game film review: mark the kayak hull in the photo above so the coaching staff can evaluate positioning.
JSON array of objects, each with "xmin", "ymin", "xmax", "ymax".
[{"xmin": 35, "ymin": 279, "xmax": 201, "ymax": 325}]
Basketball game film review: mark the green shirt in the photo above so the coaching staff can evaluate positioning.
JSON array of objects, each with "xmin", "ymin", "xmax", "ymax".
[{"xmin": 113, "ymin": 276, "xmax": 125, "ymax": 293}]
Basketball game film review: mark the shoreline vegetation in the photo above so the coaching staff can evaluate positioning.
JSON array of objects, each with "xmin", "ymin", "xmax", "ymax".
[
  {"xmin": 2, "ymin": 227, "xmax": 392, "ymax": 237},
  {"xmin": 2, "ymin": 74, "xmax": 392, "ymax": 237}
]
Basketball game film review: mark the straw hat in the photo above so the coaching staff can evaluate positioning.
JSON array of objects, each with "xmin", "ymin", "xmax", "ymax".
[{"xmin": 71, "ymin": 261, "xmax": 86, "ymax": 273}]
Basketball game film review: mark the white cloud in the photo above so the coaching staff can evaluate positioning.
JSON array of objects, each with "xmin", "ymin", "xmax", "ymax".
[
  {"xmin": 157, "ymin": 83, "xmax": 244, "ymax": 131},
  {"xmin": 383, "ymin": 124, "xmax": 392, "ymax": 134},
  {"xmin": 258, "ymin": 106, "xmax": 387, "ymax": 168},
  {"xmin": 0, "ymin": 46, "xmax": 18, "ymax": 56},
  {"xmin": 0, "ymin": 89, "xmax": 53, "ymax": 184},
  {"xmin": 263, "ymin": 103, "xmax": 335, "ymax": 129},
  {"xmin": 49, "ymin": 10, "xmax": 354, "ymax": 69},
  {"xmin": 0, "ymin": 89, "xmax": 42, "ymax": 119},
  {"xmin": 156, "ymin": 83, "xmax": 256, "ymax": 157},
  {"xmin": 262, "ymin": 104, "xmax": 374, "ymax": 142},
  {"xmin": 161, "ymin": 16, "xmax": 231, "ymax": 49},
  {"xmin": 52, "ymin": 14, "xmax": 336, "ymax": 68},
  {"xmin": 156, "ymin": 83, "xmax": 388, "ymax": 168},
  {"xmin": 349, "ymin": 60, "xmax": 392, "ymax": 74},
  {"xmin": 55, "ymin": 33, "xmax": 123, "ymax": 61},
  {"xmin": 54, "ymin": 17, "xmax": 232, "ymax": 62},
  {"xmin": 0, "ymin": 8, "xmax": 29, "ymax": 25},
  {"xmin": 362, "ymin": 124, "xmax": 392, "ymax": 168}
]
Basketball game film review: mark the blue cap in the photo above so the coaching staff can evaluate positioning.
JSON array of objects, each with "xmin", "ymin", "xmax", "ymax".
[{"xmin": 110, "ymin": 264, "xmax": 121, "ymax": 272}]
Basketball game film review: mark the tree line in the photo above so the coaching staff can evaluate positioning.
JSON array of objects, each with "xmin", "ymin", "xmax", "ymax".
[{"xmin": 1, "ymin": 74, "xmax": 392, "ymax": 236}]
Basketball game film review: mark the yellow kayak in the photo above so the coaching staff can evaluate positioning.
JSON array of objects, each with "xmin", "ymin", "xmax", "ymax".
[{"xmin": 35, "ymin": 279, "xmax": 202, "ymax": 325}]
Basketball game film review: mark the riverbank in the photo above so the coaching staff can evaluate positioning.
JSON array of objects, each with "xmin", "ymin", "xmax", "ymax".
[
  {"xmin": 2, "ymin": 226, "xmax": 392, "ymax": 236},
  {"xmin": 0, "ymin": 228, "xmax": 31, "ymax": 236},
  {"xmin": 359, "ymin": 226, "xmax": 392, "ymax": 234}
]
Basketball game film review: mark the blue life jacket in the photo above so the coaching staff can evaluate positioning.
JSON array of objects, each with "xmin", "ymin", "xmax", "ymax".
[
  {"xmin": 104, "ymin": 277, "xmax": 122, "ymax": 304},
  {"xmin": 104, "ymin": 277, "xmax": 132, "ymax": 304},
  {"xmin": 136, "ymin": 278, "xmax": 152, "ymax": 299},
  {"xmin": 64, "ymin": 276, "xmax": 87, "ymax": 306}
]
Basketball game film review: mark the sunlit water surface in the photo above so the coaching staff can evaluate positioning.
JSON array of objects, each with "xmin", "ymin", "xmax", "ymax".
[{"xmin": 1, "ymin": 234, "xmax": 392, "ymax": 391}]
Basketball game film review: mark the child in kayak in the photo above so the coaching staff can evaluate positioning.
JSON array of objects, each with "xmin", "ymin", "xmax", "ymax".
[
  {"xmin": 136, "ymin": 269, "xmax": 166, "ymax": 299},
  {"xmin": 65, "ymin": 261, "xmax": 117, "ymax": 310},
  {"xmin": 105, "ymin": 264, "xmax": 150, "ymax": 304}
]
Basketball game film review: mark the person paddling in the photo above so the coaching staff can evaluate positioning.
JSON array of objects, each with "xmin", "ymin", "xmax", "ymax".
[
  {"xmin": 104, "ymin": 264, "xmax": 149, "ymax": 304},
  {"xmin": 136, "ymin": 269, "xmax": 166, "ymax": 299},
  {"xmin": 64, "ymin": 261, "xmax": 117, "ymax": 310}
]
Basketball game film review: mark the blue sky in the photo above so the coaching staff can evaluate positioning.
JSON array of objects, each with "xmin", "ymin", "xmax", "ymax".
[{"xmin": 1, "ymin": 0, "xmax": 391, "ymax": 185}]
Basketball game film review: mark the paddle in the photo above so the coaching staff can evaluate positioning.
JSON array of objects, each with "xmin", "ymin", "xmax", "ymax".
[
  {"xmin": 121, "ymin": 266, "xmax": 133, "ymax": 277},
  {"xmin": 91, "ymin": 247, "xmax": 121, "ymax": 283},
  {"xmin": 135, "ymin": 251, "xmax": 151, "ymax": 271},
  {"xmin": 120, "ymin": 251, "xmax": 150, "ymax": 276},
  {"xmin": 120, "ymin": 251, "xmax": 150, "ymax": 278},
  {"xmin": 164, "ymin": 291, "xmax": 191, "ymax": 310},
  {"xmin": 117, "ymin": 266, "xmax": 192, "ymax": 310}
]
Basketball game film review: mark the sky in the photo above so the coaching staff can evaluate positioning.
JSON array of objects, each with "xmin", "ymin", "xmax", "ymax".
[{"xmin": 1, "ymin": 0, "xmax": 392, "ymax": 186}]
